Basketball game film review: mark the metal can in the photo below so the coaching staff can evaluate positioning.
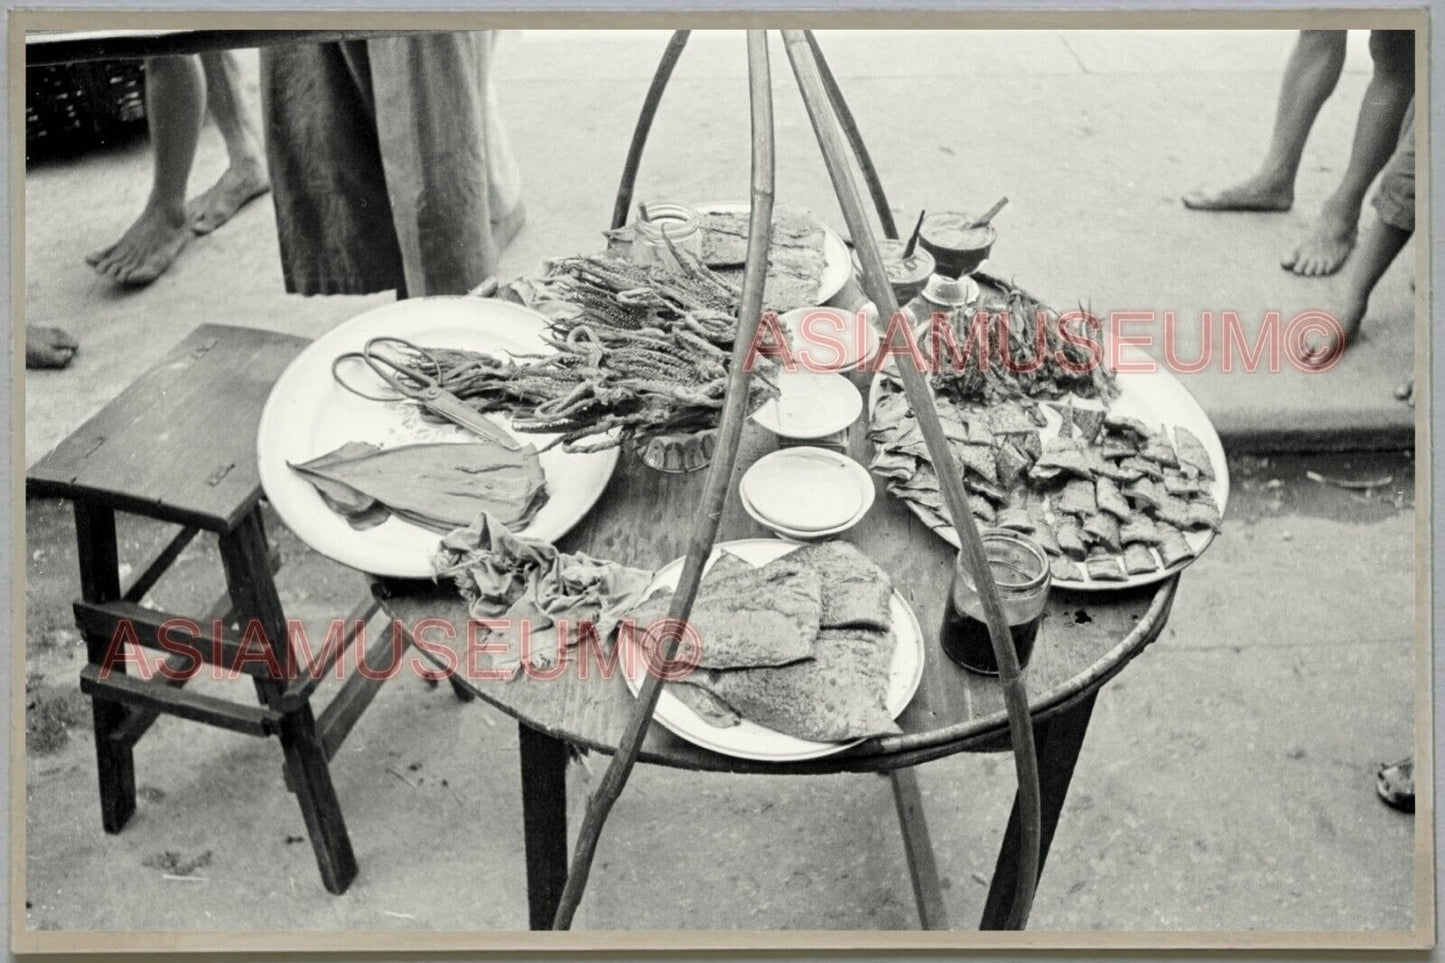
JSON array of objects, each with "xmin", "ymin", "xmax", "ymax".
[{"xmin": 631, "ymin": 202, "xmax": 704, "ymax": 271}]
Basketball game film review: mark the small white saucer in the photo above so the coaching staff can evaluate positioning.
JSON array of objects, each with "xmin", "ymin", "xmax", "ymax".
[
  {"xmin": 778, "ymin": 305, "xmax": 881, "ymax": 373},
  {"xmin": 751, "ymin": 371, "xmax": 863, "ymax": 440},
  {"xmin": 739, "ymin": 447, "xmax": 876, "ymax": 539}
]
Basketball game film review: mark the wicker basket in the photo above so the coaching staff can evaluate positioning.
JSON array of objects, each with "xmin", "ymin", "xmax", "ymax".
[{"xmin": 26, "ymin": 60, "xmax": 147, "ymax": 160}]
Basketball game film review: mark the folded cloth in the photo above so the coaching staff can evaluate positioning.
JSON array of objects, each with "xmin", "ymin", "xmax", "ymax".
[{"xmin": 433, "ymin": 513, "xmax": 654, "ymax": 678}]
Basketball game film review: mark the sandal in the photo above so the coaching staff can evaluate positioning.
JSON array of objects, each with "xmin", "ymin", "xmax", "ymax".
[{"xmin": 1376, "ymin": 758, "xmax": 1415, "ymax": 813}]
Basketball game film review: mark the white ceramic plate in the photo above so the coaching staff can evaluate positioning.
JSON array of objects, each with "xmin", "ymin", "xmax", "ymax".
[
  {"xmin": 867, "ymin": 345, "xmax": 1230, "ymax": 592},
  {"xmin": 698, "ymin": 201, "xmax": 851, "ymax": 309},
  {"xmin": 739, "ymin": 447, "xmax": 876, "ymax": 540},
  {"xmin": 740, "ymin": 446, "xmax": 874, "ymax": 533},
  {"xmin": 619, "ymin": 539, "xmax": 924, "ymax": 763},
  {"xmin": 777, "ymin": 304, "xmax": 882, "ymax": 374},
  {"xmin": 750, "ymin": 371, "xmax": 863, "ymax": 440},
  {"xmin": 257, "ymin": 297, "xmax": 619, "ymax": 578}
]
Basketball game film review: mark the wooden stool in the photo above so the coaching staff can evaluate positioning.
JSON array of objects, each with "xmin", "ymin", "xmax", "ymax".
[{"xmin": 27, "ymin": 323, "xmax": 461, "ymax": 895}]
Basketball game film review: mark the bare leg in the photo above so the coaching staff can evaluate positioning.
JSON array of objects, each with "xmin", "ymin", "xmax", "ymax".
[
  {"xmin": 1284, "ymin": 30, "xmax": 1414, "ymax": 276},
  {"xmin": 187, "ymin": 51, "xmax": 270, "ymax": 234},
  {"xmin": 481, "ymin": 31, "xmax": 525, "ymax": 250},
  {"xmin": 25, "ymin": 325, "xmax": 78, "ymax": 369},
  {"xmin": 1182, "ymin": 30, "xmax": 1345, "ymax": 211},
  {"xmin": 86, "ymin": 55, "xmax": 201, "ymax": 285},
  {"xmin": 1303, "ymin": 218, "xmax": 1411, "ymax": 365}
]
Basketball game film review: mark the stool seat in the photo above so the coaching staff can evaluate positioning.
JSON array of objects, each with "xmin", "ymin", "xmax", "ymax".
[{"xmin": 28, "ymin": 324, "xmax": 307, "ymax": 532}]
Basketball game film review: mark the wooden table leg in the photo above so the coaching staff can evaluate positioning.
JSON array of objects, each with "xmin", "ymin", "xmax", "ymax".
[
  {"xmin": 73, "ymin": 501, "xmax": 136, "ymax": 834},
  {"xmin": 979, "ymin": 691, "xmax": 1098, "ymax": 930},
  {"xmin": 518, "ymin": 723, "xmax": 569, "ymax": 930},
  {"xmin": 890, "ymin": 767, "xmax": 949, "ymax": 929}
]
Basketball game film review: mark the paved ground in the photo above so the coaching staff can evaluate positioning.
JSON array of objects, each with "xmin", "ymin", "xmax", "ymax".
[{"xmin": 19, "ymin": 30, "xmax": 1420, "ymax": 934}]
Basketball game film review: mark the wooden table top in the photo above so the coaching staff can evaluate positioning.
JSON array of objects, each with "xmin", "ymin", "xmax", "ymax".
[{"xmin": 378, "ymin": 378, "xmax": 1178, "ymax": 775}]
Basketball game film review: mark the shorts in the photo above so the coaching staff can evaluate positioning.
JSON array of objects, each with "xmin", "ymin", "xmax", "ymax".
[{"xmin": 1372, "ymin": 100, "xmax": 1416, "ymax": 233}]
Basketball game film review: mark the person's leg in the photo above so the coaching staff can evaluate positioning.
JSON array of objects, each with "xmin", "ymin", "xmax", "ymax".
[
  {"xmin": 87, "ymin": 55, "xmax": 203, "ymax": 285},
  {"xmin": 481, "ymin": 32, "xmax": 525, "ymax": 250},
  {"xmin": 25, "ymin": 326, "xmax": 78, "ymax": 369},
  {"xmin": 1284, "ymin": 29, "xmax": 1414, "ymax": 276},
  {"xmin": 187, "ymin": 51, "xmax": 271, "ymax": 234},
  {"xmin": 1302, "ymin": 101, "xmax": 1414, "ymax": 365},
  {"xmin": 1182, "ymin": 30, "xmax": 1346, "ymax": 211}
]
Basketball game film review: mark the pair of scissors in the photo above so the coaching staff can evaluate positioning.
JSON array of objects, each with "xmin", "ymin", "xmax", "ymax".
[{"xmin": 331, "ymin": 336, "xmax": 521, "ymax": 451}]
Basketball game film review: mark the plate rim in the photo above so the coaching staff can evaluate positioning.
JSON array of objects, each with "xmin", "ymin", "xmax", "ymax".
[{"xmin": 255, "ymin": 296, "xmax": 620, "ymax": 578}]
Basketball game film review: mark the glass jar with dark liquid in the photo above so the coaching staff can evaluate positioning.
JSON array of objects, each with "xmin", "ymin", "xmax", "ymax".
[{"xmin": 940, "ymin": 529, "xmax": 1051, "ymax": 674}]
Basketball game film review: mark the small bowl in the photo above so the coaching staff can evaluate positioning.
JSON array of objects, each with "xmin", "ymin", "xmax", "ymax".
[
  {"xmin": 918, "ymin": 212, "xmax": 997, "ymax": 279},
  {"xmin": 739, "ymin": 446, "xmax": 875, "ymax": 540},
  {"xmin": 851, "ymin": 239, "xmax": 935, "ymax": 304}
]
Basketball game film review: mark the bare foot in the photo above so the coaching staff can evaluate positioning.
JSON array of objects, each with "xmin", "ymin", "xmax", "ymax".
[
  {"xmin": 1299, "ymin": 288, "xmax": 1366, "ymax": 369},
  {"xmin": 1181, "ymin": 174, "xmax": 1293, "ymax": 212},
  {"xmin": 186, "ymin": 159, "xmax": 270, "ymax": 235},
  {"xmin": 26, "ymin": 325, "xmax": 78, "ymax": 369},
  {"xmin": 1282, "ymin": 201, "xmax": 1357, "ymax": 276},
  {"xmin": 86, "ymin": 204, "xmax": 190, "ymax": 285}
]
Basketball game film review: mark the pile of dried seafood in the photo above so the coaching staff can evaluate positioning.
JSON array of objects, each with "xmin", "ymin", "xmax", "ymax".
[
  {"xmin": 930, "ymin": 273, "xmax": 1118, "ymax": 406},
  {"xmin": 417, "ymin": 253, "xmax": 778, "ymax": 452}
]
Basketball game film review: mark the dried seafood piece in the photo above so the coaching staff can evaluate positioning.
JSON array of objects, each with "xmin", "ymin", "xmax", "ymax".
[
  {"xmin": 1095, "ymin": 459, "xmax": 1144, "ymax": 484},
  {"xmin": 970, "ymin": 494, "xmax": 998, "ymax": 524},
  {"xmin": 1120, "ymin": 455, "xmax": 1165, "ymax": 481},
  {"xmin": 1157, "ymin": 526, "xmax": 1196, "ymax": 567},
  {"xmin": 1119, "ymin": 514, "xmax": 1161, "ymax": 545},
  {"xmin": 1018, "ymin": 429, "xmax": 1043, "ymax": 463},
  {"xmin": 966, "ymin": 474, "xmax": 1011, "ymax": 505},
  {"xmin": 995, "ymin": 506, "xmax": 1036, "ymax": 533},
  {"xmin": 1122, "ymin": 542, "xmax": 1158, "ymax": 575},
  {"xmin": 955, "ymin": 442, "xmax": 999, "ymax": 485},
  {"xmin": 1033, "ymin": 436, "xmax": 1093, "ymax": 480},
  {"xmin": 1173, "ymin": 426, "xmax": 1215, "ymax": 479},
  {"xmin": 1058, "ymin": 478, "xmax": 1097, "ymax": 516},
  {"xmin": 1071, "ymin": 406, "xmax": 1106, "ymax": 443},
  {"xmin": 1100, "ymin": 436, "xmax": 1138, "ymax": 460},
  {"xmin": 1140, "ymin": 428, "xmax": 1180, "ymax": 468},
  {"xmin": 1031, "ymin": 519, "xmax": 1061, "ymax": 556},
  {"xmin": 1051, "ymin": 556, "xmax": 1083, "ymax": 582},
  {"xmin": 1085, "ymin": 554, "xmax": 1127, "ymax": 581},
  {"xmin": 1082, "ymin": 512, "xmax": 1122, "ymax": 552},
  {"xmin": 1095, "ymin": 477, "xmax": 1131, "ymax": 520},
  {"xmin": 1055, "ymin": 517, "xmax": 1087, "ymax": 560},
  {"xmin": 1186, "ymin": 495, "xmax": 1223, "ymax": 532},
  {"xmin": 986, "ymin": 400, "xmax": 1037, "ymax": 435},
  {"xmin": 1154, "ymin": 493, "xmax": 1193, "ymax": 529},
  {"xmin": 995, "ymin": 442, "xmax": 1030, "ymax": 488},
  {"xmin": 1162, "ymin": 470, "xmax": 1205, "ymax": 497},
  {"xmin": 1124, "ymin": 476, "xmax": 1161, "ymax": 510},
  {"xmin": 1104, "ymin": 413, "xmax": 1151, "ymax": 439}
]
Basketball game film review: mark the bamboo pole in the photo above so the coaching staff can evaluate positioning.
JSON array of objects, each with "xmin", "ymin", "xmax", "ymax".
[
  {"xmin": 551, "ymin": 29, "xmax": 776, "ymax": 930},
  {"xmin": 610, "ymin": 30, "xmax": 692, "ymax": 231},
  {"xmin": 804, "ymin": 30, "xmax": 898, "ymax": 240},
  {"xmin": 781, "ymin": 29, "xmax": 1043, "ymax": 930}
]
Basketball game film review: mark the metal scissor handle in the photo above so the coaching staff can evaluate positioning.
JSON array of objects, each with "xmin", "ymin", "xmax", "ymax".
[{"xmin": 331, "ymin": 337, "xmax": 443, "ymax": 402}]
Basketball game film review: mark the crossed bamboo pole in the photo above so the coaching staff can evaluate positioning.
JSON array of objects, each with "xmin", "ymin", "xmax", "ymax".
[{"xmin": 553, "ymin": 29, "xmax": 1042, "ymax": 931}]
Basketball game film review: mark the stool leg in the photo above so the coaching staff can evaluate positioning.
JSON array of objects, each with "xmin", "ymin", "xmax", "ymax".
[
  {"xmin": 219, "ymin": 508, "xmax": 358, "ymax": 895},
  {"xmin": 73, "ymin": 502, "xmax": 137, "ymax": 834}
]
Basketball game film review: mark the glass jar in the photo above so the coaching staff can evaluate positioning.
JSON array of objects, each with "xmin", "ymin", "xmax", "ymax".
[
  {"xmin": 939, "ymin": 529, "xmax": 1051, "ymax": 674},
  {"xmin": 631, "ymin": 202, "xmax": 704, "ymax": 272}
]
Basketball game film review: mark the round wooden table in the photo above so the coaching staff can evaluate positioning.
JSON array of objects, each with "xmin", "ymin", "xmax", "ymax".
[{"xmin": 376, "ymin": 397, "xmax": 1179, "ymax": 930}]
